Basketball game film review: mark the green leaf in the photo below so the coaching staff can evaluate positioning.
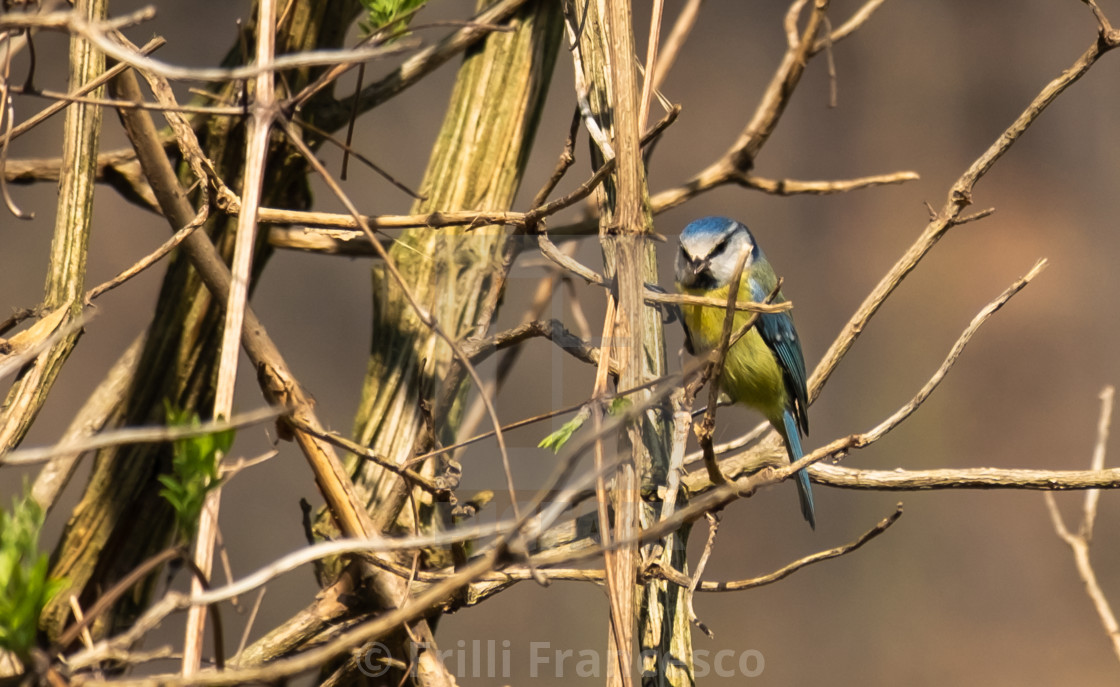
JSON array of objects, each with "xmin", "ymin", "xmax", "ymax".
[{"xmin": 538, "ymin": 407, "xmax": 591, "ymax": 454}]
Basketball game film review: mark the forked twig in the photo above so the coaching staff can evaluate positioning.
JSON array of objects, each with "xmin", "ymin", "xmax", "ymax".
[{"xmin": 1044, "ymin": 386, "xmax": 1120, "ymax": 665}]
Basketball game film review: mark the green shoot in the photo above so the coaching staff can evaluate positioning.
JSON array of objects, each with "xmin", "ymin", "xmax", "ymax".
[
  {"xmin": 158, "ymin": 402, "xmax": 234, "ymax": 544},
  {"xmin": 359, "ymin": 0, "xmax": 428, "ymax": 38},
  {"xmin": 0, "ymin": 489, "xmax": 67, "ymax": 663},
  {"xmin": 538, "ymin": 406, "xmax": 591, "ymax": 454}
]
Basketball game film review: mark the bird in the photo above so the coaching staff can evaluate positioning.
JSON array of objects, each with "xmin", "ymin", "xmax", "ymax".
[{"xmin": 674, "ymin": 216, "xmax": 815, "ymax": 528}]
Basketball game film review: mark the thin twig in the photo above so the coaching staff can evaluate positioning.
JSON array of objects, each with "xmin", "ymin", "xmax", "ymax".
[
  {"xmin": 0, "ymin": 406, "xmax": 283, "ymax": 466},
  {"xmin": 659, "ymin": 388, "xmax": 693, "ymax": 523},
  {"xmin": 288, "ymin": 418, "xmax": 443, "ymax": 495},
  {"xmin": 637, "ymin": 0, "xmax": 664, "ymax": 129},
  {"xmin": 0, "ymin": 8, "xmax": 413, "ymax": 82},
  {"xmin": 2, "ymin": 36, "xmax": 165, "ymax": 145},
  {"xmin": 235, "ymin": 588, "xmax": 267, "ymax": 658},
  {"xmin": 462, "ymin": 318, "xmax": 605, "ymax": 369},
  {"xmin": 589, "ymin": 296, "xmax": 627, "ymax": 683},
  {"xmin": 736, "ymin": 170, "xmax": 919, "ymax": 195},
  {"xmin": 289, "ymin": 117, "xmax": 424, "ymax": 200},
  {"xmin": 650, "ymin": 0, "xmax": 703, "ymax": 96},
  {"xmin": 696, "ymin": 504, "xmax": 902, "ymax": 591},
  {"xmin": 809, "ymin": 24, "xmax": 1120, "ymax": 404},
  {"xmin": 856, "ymin": 259, "xmax": 1046, "ymax": 444},
  {"xmin": 56, "ymin": 547, "xmax": 183, "ymax": 650},
  {"xmin": 6, "ymin": 85, "xmax": 248, "ymax": 115},
  {"xmin": 528, "ymin": 106, "xmax": 582, "ymax": 210},
  {"xmin": 687, "ymin": 512, "xmax": 719, "ymax": 637},
  {"xmin": 1081, "ymin": 386, "xmax": 1114, "ymax": 539},
  {"xmin": 1043, "ymin": 386, "xmax": 1120, "ymax": 665},
  {"xmin": 410, "ymin": 375, "xmax": 674, "ymax": 465},
  {"xmin": 811, "ymin": 0, "xmax": 889, "ymax": 53},
  {"xmin": 646, "ymin": 290, "xmax": 790, "ymax": 314},
  {"xmin": 84, "ymin": 208, "xmax": 204, "ymax": 303}
]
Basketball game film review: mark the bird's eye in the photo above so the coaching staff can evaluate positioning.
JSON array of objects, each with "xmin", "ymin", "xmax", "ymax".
[{"xmin": 710, "ymin": 238, "xmax": 728, "ymax": 257}]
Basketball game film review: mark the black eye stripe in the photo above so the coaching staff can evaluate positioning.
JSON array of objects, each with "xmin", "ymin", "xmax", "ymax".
[{"xmin": 711, "ymin": 237, "xmax": 729, "ymax": 256}]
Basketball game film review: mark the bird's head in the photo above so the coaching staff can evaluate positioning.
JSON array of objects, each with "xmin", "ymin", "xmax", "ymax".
[{"xmin": 675, "ymin": 216, "xmax": 761, "ymax": 290}]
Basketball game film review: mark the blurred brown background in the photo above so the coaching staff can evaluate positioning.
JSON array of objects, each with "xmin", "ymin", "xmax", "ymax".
[{"xmin": 3, "ymin": 0, "xmax": 1119, "ymax": 684}]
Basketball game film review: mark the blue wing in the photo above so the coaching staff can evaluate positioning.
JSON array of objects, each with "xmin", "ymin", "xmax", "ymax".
[
  {"xmin": 750, "ymin": 278, "xmax": 809, "ymax": 435},
  {"xmin": 755, "ymin": 275, "xmax": 815, "ymax": 528}
]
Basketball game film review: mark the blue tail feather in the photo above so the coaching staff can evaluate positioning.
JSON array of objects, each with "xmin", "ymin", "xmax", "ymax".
[{"xmin": 780, "ymin": 409, "xmax": 816, "ymax": 529}]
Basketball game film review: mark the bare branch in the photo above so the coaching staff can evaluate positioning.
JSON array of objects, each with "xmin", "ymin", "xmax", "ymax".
[
  {"xmin": 186, "ymin": 1, "xmax": 282, "ymax": 667},
  {"xmin": 687, "ymin": 512, "xmax": 720, "ymax": 637},
  {"xmin": 288, "ymin": 419, "xmax": 444, "ymax": 496},
  {"xmin": 738, "ymin": 170, "xmax": 919, "ymax": 195},
  {"xmin": 810, "ymin": 22, "xmax": 1120, "ymax": 402},
  {"xmin": 464, "ymin": 318, "xmax": 606, "ymax": 369},
  {"xmin": 650, "ymin": 0, "xmax": 704, "ymax": 96},
  {"xmin": 84, "ymin": 217, "xmax": 203, "ymax": 302},
  {"xmin": 1044, "ymin": 386, "xmax": 1120, "ymax": 665},
  {"xmin": 811, "ymin": 0, "xmax": 890, "ymax": 52},
  {"xmin": 1081, "ymin": 386, "xmax": 1114, "ymax": 539},
  {"xmin": 815, "ymin": 464, "xmax": 1120, "ymax": 491},
  {"xmin": 696, "ymin": 504, "xmax": 903, "ymax": 591},
  {"xmin": 737, "ymin": 0, "xmax": 829, "ymax": 171}
]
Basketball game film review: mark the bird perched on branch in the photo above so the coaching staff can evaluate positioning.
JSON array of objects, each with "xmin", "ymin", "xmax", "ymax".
[{"xmin": 675, "ymin": 216, "xmax": 815, "ymax": 528}]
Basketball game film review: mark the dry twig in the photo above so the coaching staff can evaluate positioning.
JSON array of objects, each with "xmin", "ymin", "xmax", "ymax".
[{"xmin": 1044, "ymin": 386, "xmax": 1120, "ymax": 665}]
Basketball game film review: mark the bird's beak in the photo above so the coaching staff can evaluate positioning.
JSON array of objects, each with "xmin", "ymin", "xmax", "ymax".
[{"xmin": 691, "ymin": 256, "xmax": 710, "ymax": 276}]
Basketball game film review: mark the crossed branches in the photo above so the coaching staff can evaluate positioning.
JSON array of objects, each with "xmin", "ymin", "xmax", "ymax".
[{"xmin": 1, "ymin": 0, "xmax": 1119, "ymax": 685}]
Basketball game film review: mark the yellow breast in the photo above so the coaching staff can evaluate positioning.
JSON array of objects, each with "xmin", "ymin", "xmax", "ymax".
[{"xmin": 679, "ymin": 284, "xmax": 788, "ymax": 424}]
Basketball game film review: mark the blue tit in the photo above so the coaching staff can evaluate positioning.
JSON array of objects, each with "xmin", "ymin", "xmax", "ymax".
[{"xmin": 675, "ymin": 216, "xmax": 815, "ymax": 528}]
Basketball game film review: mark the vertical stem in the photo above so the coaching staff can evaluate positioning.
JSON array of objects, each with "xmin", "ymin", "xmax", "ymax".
[
  {"xmin": 573, "ymin": 1, "xmax": 691, "ymax": 684},
  {"xmin": 0, "ymin": 0, "xmax": 106, "ymax": 453},
  {"xmin": 183, "ymin": 0, "xmax": 279, "ymax": 673}
]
